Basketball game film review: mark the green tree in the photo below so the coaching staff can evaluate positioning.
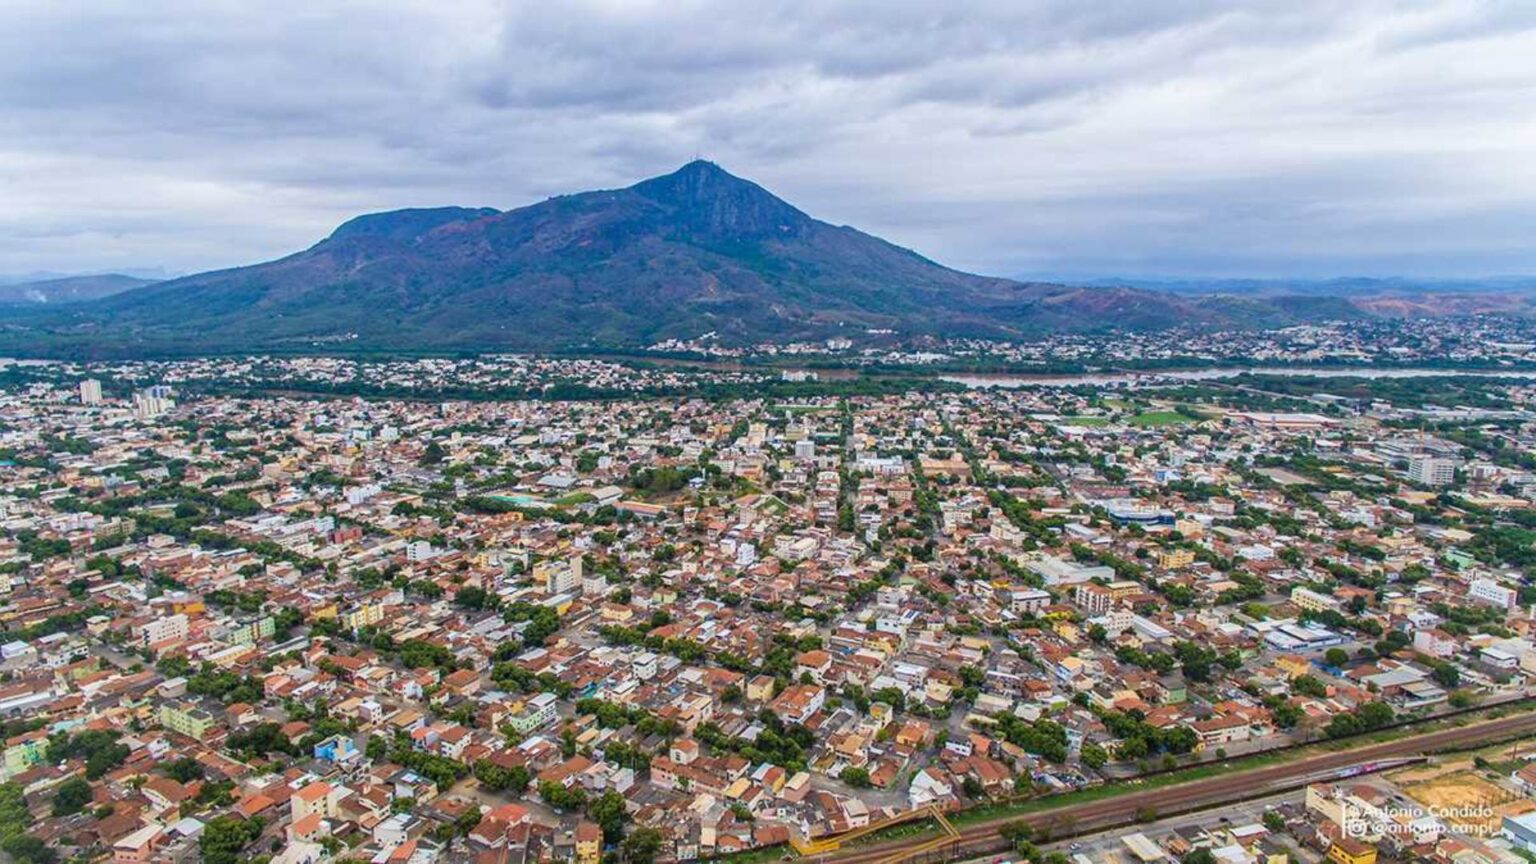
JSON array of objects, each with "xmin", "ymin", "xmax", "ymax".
[
  {"xmin": 0, "ymin": 782, "xmax": 55, "ymax": 864},
  {"xmin": 1290, "ymin": 675, "xmax": 1327, "ymax": 699},
  {"xmin": 539, "ymin": 780, "xmax": 587, "ymax": 812},
  {"xmin": 1356, "ymin": 700, "xmax": 1395, "ymax": 729},
  {"xmin": 0, "ymin": 835, "xmax": 56, "ymax": 864},
  {"xmin": 1271, "ymin": 702, "xmax": 1303, "ymax": 729},
  {"xmin": 52, "ymin": 777, "xmax": 92, "ymax": 816},
  {"xmin": 419, "ymin": 440, "xmax": 447, "ymax": 466},
  {"xmin": 454, "ymin": 585, "xmax": 497, "ymax": 611},
  {"xmin": 587, "ymin": 790, "xmax": 629, "ymax": 843},
  {"xmin": 622, "ymin": 827, "xmax": 665, "ymax": 864},
  {"xmin": 455, "ymin": 807, "xmax": 484, "ymax": 837},
  {"xmin": 46, "ymin": 730, "xmax": 130, "ymax": 780},
  {"xmin": 1432, "ymin": 663, "xmax": 1460, "ymax": 688},
  {"xmin": 163, "ymin": 756, "xmax": 205, "ymax": 783},
  {"xmin": 198, "ymin": 816, "xmax": 265, "ymax": 864},
  {"xmin": 475, "ymin": 760, "xmax": 531, "ymax": 795}
]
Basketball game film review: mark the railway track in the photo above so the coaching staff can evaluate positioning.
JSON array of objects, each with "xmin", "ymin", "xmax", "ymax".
[{"xmin": 819, "ymin": 708, "xmax": 1536, "ymax": 864}]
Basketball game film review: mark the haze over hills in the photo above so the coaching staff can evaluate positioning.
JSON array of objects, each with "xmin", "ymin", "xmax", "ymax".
[
  {"xmin": 1049, "ymin": 275, "xmax": 1536, "ymax": 319},
  {"xmin": 0, "ymin": 273, "xmax": 158, "ymax": 305},
  {"xmin": 2, "ymin": 162, "xmax": 1530, "ymax": 358},
  {"xmin": 1059, "ymin": 275, "xmax": 1536, "ymax": 297}
]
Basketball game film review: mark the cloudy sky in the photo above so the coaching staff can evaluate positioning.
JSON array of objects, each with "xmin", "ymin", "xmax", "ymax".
[{"xmin": 3, "ymin": 0, "xmax": 1536, "ymax": 281}]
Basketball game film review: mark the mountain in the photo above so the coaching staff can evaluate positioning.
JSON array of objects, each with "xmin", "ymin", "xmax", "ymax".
[
  {"xmin": 0, "ymin": 273, "xmax": 157, "ymax": 305},
  {"xmin": 1, "ymin": 162, "xmax": 1373, "ymax": 357}
]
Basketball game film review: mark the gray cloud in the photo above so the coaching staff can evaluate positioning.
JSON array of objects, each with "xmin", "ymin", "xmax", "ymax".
[{"xmin": 0, "ymin": 0, "xmax": 1533, "ymax": 279}]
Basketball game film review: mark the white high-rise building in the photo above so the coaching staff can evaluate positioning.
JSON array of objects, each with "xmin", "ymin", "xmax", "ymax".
[
  {"xmin": 139, "ymin": 613, "xmax": 189, "ymax": 647},
  {"xmin": 1407, "ymin": 456, "xmax": 1457, "ymax": 487},
  {"xmin": 1469, "ymin": 577, "xmax": 1517, "ymax": 610},
  {"xmin": 132, "ymin": 387, "xmax": 175, "ymax": 419},
  {"xmin": 79, "ymin": 379, "xmax": 102, "ymax": 405},
  {"xmin": 537, "ymin": 555, "xmax": 584, "ymax": 595}
]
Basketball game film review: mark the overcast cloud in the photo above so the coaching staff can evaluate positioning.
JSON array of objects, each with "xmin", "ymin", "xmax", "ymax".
[{"xmin": 2, "ymin": 0, "xmax": 1535, "ymax": 280}]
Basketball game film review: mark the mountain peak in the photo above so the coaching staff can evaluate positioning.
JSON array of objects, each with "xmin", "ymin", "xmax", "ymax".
[
  {"xmin": 677, "ymin": 158, "xmax": 731, "ymax": 176},
  {"xmin": 629, "ymin": 161, "xmax": 810, "ymax": 240},
  {"xmin": 631, "ymin": 160, "xmax": 755, "ymax": 199}
]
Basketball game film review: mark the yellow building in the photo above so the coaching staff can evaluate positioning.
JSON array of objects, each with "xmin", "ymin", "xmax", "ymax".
[
  {"xmin": 1327, "ymin": 839, "xmax": 1376, "ymax": 864},
  {"xmin": 159, "ymin": 702, "xmax": 217, "ymax": 740},
  {"xmin": 600, "ymin": 604, "xmax": 635, "ymax": 624},
  {"xmin": 1156, "ymin": 548, "xmax": 1195, "ymax": 569},
  {"xmin": 746, "ymin": 675, "xmax": 776, "ymax": 702},
  {"xmin": 342, "ymin": 602, "xmax": 384, "ymax": 630},
  {"xmin": 1105, "ymin": 580, "xmax": 1142, "ymax": 599},
  {"xmin": 575, "ymin": 822, "xmax": 601, "ymax": 864},
  {"xmin": 1291, "ymin": 586, "xmax": 1340, "ymax": 614},
  {"xmin": 1274, "ymin": 655, "xmax": 1310, "ymax": 680}
]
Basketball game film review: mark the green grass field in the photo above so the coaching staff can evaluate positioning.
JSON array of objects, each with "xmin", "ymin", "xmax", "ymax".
[
  {"xmin": 1127, "ymin": 411, "xmax": 1194, "ymax": 427},
  {"xmin": 1056, "ymin": 411, "xmax": 1197, "ymax": 428}
]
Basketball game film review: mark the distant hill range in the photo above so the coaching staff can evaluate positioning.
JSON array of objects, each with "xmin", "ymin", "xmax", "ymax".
[
  {"xmin": 1065, "ymin": 275, "xmax": 1536, "ymax": 296},
  {"xmin": 3, "ymin": 161, "xmax": 1533, "ymax": 358},
  {"xmin": 1060, "ymin": 275, "xmax": 1536, "ymax": 318},
  {"xmin": 0, "ymin": 273, "xmax": 157, "ymax": 305}
]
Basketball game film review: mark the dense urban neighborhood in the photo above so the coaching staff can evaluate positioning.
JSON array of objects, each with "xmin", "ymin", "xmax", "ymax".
[
  {"xmin": 10, "ymin": 1, "xmax": 1536, "ymax": 863},
  {"xmin": 9, "ymin": 320, "xmax": 1536, "ymax": 864}
]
